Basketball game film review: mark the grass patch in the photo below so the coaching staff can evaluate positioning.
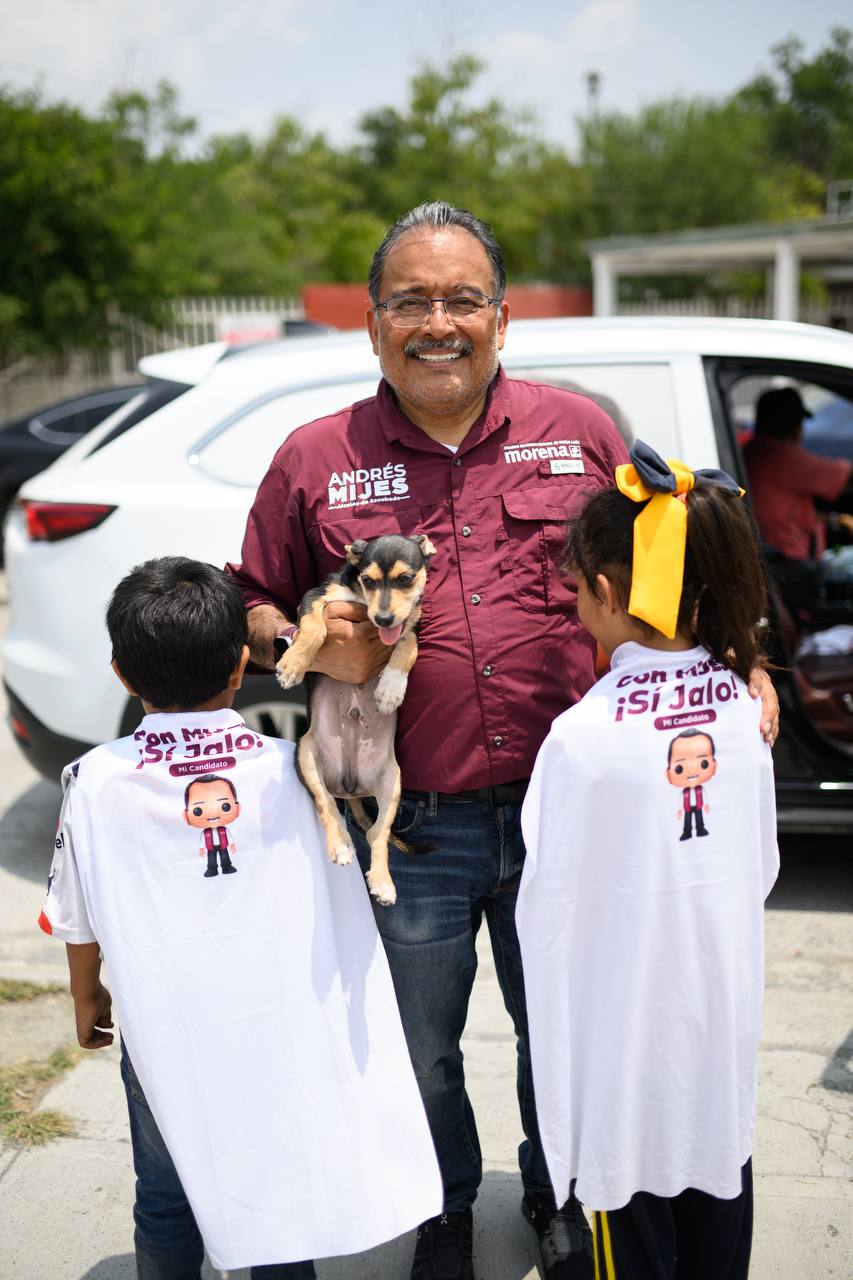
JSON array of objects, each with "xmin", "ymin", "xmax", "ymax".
[
  {"xmin": 0, "ymin": 978, "xmax": 65, "ymax": 1003},
  {"xmin": 4, "ymin": 1110, "xmax": 76, "ymax": 1146},
  {"xmin": 0, "ymin": 1044, "xmax": 82, "ymax": 1147}
]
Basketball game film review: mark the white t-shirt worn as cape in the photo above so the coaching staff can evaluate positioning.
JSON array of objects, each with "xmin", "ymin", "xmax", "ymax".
[
  {"xmin": 39, "ymin": 709, "xmax": 441, "ymax": 1271},
  {"xmin": 516, "ymin": 643, "xmax": 779, "ymax": 1211}
]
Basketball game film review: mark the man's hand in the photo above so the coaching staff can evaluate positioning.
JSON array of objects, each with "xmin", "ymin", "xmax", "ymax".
[
  {"xmin": 748, "ymin": 667, "xmax": 779, "ymax": 746},
  {"xmin": 310, "ymin": 602, "xmax": 390, "ymax": 684},
  {"xmin": 73, "ymin": 981, "xmax": 114, "ymax": 1050}
]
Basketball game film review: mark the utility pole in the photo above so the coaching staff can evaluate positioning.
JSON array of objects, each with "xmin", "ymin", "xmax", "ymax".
[
  {"xmin": 584, "ymin": 71, "xmax": 602, "ymax": 165},
  {"xmin": 585, "ymin": 71, "xmax": 601, "ymax": 118}
]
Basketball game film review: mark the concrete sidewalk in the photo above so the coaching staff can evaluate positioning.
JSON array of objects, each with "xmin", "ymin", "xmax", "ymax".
[{"xmin": 0, "ymin": 748, "xmax": 851, "ymax": 1277}]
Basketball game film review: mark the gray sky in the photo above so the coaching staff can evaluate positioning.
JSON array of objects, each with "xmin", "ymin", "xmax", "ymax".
[{"xmin": 2, "ymin": 0, "xmax": 850, "ymax": 150}]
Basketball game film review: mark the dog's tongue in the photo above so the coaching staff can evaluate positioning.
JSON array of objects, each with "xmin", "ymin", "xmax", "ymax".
[{"xmin": 378, "ymin": 623, "xmax": 404, "ymax": 646}]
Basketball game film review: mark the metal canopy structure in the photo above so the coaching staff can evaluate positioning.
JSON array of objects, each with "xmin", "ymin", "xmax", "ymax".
[{"xmin": 586, "ymin": 217, "xmax": 853, "ymax": 321}]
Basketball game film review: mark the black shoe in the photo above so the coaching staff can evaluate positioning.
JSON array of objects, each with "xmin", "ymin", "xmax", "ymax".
[
  {"xmin": 222, "ymin": 864, "xmax": 237, "ymax": 873},
  {"xmin": 522, "ymin": 1193, "xmax": 594, "ymax": 1279},
  {"xmin": 203, "ymin": 868, "xmax": 218, "ymax": 877},
  {"xmin": 411, "ymin": 1209, "xmax": 474, "ymax": 1280}
]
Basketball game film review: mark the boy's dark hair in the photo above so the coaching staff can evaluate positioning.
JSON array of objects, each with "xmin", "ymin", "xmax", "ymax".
[
  {"xmin": 183, "ymin": 775, "xmax": 239, "ymax": 809},
  {"xmin": 563, "ymin": 486, "xmax": 767, "ymax": 683},
  {"xmin": 107, "ymin": 557, "xmax": 248, "ymax": 710}
]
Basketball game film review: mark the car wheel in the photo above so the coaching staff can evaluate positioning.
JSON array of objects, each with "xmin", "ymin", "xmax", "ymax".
[{"xmin": 233, "ymin": 676, "xmax": 307, "ymax": 742}]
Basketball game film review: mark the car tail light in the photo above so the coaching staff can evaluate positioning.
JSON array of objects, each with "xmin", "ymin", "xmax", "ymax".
[
  {"xmin": 9, "ymin": 715, "xmax": 30, "ymax": 742},
  {"xmin": 21, "ymin": 500, "xmax": 116, "ymax": 542}
]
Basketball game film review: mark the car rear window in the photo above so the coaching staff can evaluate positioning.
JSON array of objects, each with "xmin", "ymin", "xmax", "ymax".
[
  {"xmin": 85, "ymin": 380, "xmax": 193, "ymax": 457},
  {"xmin": 190, "ymin": 378, "xmax": 381, "ymax": 486}
]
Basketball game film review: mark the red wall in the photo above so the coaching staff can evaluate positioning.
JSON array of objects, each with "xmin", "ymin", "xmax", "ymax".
[
  {"xmin": 302, "ymin": 285, "xmax": 371, "ymax": 330},
  {"xmin": 302, "ymin": 283, "xmax": 592, "ymax": 330},
  {"xmin": 505, "ymin": 285, "xmax": 592, "ymax": 319}
]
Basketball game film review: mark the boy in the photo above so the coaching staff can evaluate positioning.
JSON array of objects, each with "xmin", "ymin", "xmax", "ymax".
[{"xmin": 39, "ymin": 557, "xmax": 441, "ymax": 1279}]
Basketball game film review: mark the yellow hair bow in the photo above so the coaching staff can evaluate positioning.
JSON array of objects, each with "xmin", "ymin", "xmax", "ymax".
[{"xmin": 615, "ymin": 441, "xmax": 744, "ymax": 639}]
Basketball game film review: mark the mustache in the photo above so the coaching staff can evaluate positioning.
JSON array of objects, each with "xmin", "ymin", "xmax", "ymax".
[{"xmin": 403, "ymin": 338, "xmax": 473, "ymax": 358}]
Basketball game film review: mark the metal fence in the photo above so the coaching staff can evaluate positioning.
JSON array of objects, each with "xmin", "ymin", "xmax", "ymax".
[
  {"xmin": 162, "ymin": 296, "xmax": 303, "ymax": 348},
  {"xmin": 617, "ymin": 292, "xmax": 853, "ymax": 328},
  {"xmin": 0, "ymin": 296, "xmax": 302, "ymax": 421}
]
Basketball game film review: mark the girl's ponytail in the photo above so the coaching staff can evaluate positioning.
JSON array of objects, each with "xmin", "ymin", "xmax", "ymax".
[{"xmin": 682, "ymin": 487, "xmax": 767, "ymax": 683}]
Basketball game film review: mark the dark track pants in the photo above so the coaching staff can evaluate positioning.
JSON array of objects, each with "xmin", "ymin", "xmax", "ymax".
[{"xmin": 591, "ymin": 1159, "xmax": 753, "ymax": 1280}]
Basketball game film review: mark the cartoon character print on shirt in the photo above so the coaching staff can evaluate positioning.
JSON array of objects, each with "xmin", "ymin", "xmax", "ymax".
[
  {"xmin": 665, "ymin": 728, "xmax": 718, "ymax": 841},
  {"xmin": 183, "ymin": 774, "xmax": 241, "ymax": 877}
]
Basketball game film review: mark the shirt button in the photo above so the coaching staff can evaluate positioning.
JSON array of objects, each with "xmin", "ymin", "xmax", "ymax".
[
  {"xmin": 453, "ymin": 457, "xmax": 462, "ymax": 467},
  {"xmin": 483, "ymin": 665, "xmax": 493, "ymax": 676},
  {"xmin": 470, "ymin": 594, "xmax": 481, "ymax": 605},
  {"xmin": 493, "ymin": 735, "xmax": 504, "ymax": 746},
  {"xmin": 461, "ymin": 526, "xmax": 472, "ymax": 537}
]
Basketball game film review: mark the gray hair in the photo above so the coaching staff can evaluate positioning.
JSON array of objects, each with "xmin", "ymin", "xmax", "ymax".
[{"xmin": 367, "ymin": 201, "xmax": 506, "ymax": 304}]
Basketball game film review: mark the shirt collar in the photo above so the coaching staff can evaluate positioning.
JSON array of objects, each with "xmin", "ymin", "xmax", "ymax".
[
  {"xmin": 375, "ymin": 366, "xmax": 511, "ymax": 453},
  {"xmin": 609, "ymin": 641, "xmax": 707, "ymax": 672},
  {"xmin": 138, "ymin": 708, "xmax": 247, "ymax": 737}
]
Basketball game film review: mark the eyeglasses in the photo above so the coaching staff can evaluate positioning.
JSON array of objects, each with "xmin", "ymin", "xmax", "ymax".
[{"xmin": 375, "ymin": 292, "xmax": 500, "ymax": 329}]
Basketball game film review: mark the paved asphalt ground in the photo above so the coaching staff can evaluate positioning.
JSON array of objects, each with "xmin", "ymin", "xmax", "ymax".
[{"xmin": 0, "ymin": 582, "xmax": 850, "ymax": 1279}]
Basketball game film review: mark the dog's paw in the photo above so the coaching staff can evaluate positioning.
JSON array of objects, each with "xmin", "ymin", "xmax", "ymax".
[
  {"xmin": 276, "ymin": 653, "xmax": 306, "ymax": 691},
  {"xmin": 375, "ymin": 667, "xmax": 408, "ymax": 714},
  {"xmin": 330, "ymin": 841, "xmax": 354, "ymax": 866},
  {"xmin": 366, "ymin": 872, "xmax": 397, "ymax": 906}
]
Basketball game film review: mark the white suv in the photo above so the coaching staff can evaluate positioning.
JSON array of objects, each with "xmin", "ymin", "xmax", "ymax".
[{"xmin": 4, "ymin": 319, "xmax": 853, "ymax": 831}]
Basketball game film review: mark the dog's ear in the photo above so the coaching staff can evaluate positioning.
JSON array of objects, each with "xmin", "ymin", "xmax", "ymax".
[
  {"xmin": 413, "ymin": 534, "xmax": 437, "ymax": 562},
  {"xmin": 345, "ymin": 540, "xmax": 368, "ymax": 566}
]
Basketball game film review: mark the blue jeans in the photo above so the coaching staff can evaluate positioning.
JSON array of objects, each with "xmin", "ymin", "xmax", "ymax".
[
  {"xmin": 346, "ymin": 792, "xmax": 554, "ymax": 1213},
  {"xmin": 120, "ymin": 1041, "xmax": 316, "ymax": 1279}
]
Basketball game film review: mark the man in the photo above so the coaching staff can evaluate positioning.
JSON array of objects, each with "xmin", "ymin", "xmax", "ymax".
[
  {"xmin": 743, "ymin": 386, "xmax": 853, "ymax": 616},
  {"xmin": 227, "ymin": 202, "xmax": 778, "ymax": 1280}
]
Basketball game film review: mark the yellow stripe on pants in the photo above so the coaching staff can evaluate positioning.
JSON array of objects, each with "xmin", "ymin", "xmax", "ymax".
[
  {"xmin": 600, "ymin": 1210, "xmax": 616, "ymax": 1278},
  {"xmin": 592, "ymin": 1210, "xmax": 617, "ymax": 1280}
]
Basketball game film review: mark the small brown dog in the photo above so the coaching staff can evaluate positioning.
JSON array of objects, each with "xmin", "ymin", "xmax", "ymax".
[{"xmin": 276, "ymin": 533, "xmax": 436, "ymax": 905}]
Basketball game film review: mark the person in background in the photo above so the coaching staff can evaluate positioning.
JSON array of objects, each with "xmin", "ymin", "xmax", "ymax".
[{"xmin": 743, "ymin": 387, "xmax": 853, "ymax": 616}]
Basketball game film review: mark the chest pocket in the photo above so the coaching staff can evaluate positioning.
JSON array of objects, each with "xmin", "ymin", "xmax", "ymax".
[
  {"xmin": 313, "ymin": 505, "xmax": 423, "ymax": 568},
  {"xmin": 312, "ymin": 505, "xmax": 435, "ymax": 624},
  {"xmin": 501, "ymin": 486, "xmax": 595, "ymax": 614}
]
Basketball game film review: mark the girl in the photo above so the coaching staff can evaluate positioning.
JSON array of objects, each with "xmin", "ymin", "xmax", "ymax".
[{"xmin": 516, "ymin": 441, "xmax": 779, "ymax": 1280}]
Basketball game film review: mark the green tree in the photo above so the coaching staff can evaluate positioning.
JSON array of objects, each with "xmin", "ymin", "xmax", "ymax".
[
  {"xmin": 736, "ymin": 27, "xmax": 853, "ymax": 183},
  {"xmin": 578, "ymin": 96, "xmax": 818, "ymax": 243},
  {"xmin": 217, "ymin": 116, "xmax": 385, "ymax": 291},
  {"xmin": 352, "ymin": 56, "xmax": 586, "ymax": 283},
  {"xmin": 0, "ymin": 87, "xmax": 145, "ymax": 354}
]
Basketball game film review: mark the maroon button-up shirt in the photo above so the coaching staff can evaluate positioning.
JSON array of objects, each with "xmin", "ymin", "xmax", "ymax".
[{"xmin": 227, "ymin": 367, "xmax": 628, "ymax": 792}]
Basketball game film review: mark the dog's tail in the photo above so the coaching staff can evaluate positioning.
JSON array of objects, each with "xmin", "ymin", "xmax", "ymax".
[
  {"xmin": 347, "ymin": 799, "xmax": 433, "ymax": 856},
  {"xmin": 390, "ymin": 832, "xmax": 434, "ymax": 856}
]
